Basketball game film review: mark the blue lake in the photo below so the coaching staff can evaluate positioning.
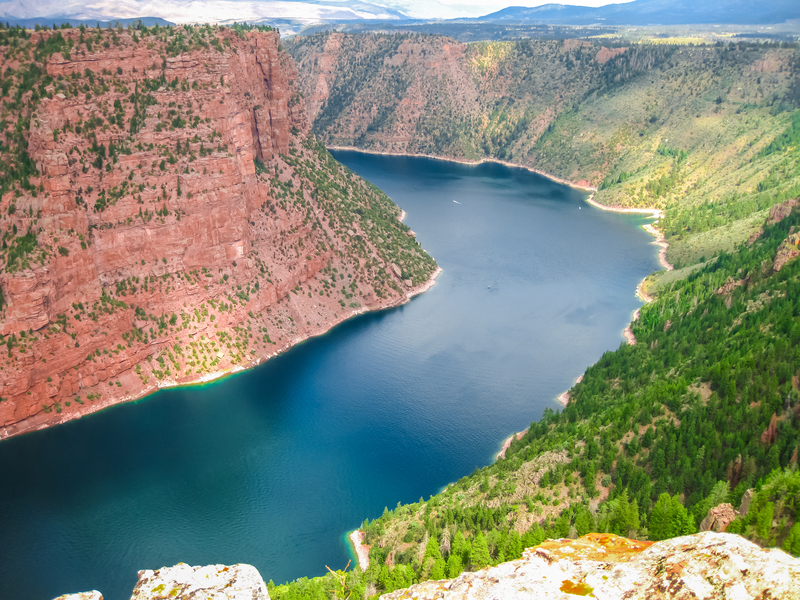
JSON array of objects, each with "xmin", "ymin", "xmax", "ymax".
[{"xmin": 0, "ymin": 152, "xmax": 659, "ymax": 600}]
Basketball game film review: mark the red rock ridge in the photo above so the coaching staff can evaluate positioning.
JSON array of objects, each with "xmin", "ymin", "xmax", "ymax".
[{"xmin": 0, "ymin": 26, "xmax": 437, "ymax": 439}]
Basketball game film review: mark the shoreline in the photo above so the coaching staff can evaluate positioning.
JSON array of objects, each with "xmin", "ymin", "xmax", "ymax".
[
  {"xmin": 583, "ymin": 194, "xmax": 673, "ymax": 272},
  {"xmin": 1, "ymin": 265, "xmax": 443, "ymax": 441},
  {"xmin": 496, "ymin": 429, "xmax": 528, "ymax": 460},
  {"xmin": 329, "ymin": 147, "xmax": 671, "ymax": 412},
  {"xmin": 327, "ymin": 146, "xmax": 596, "ymax": 193},
  {"xmin": 330, "ymin": 145, "xmax": 672, "ymax": 273},
  {"xmin": 623, "ymin": 308, "xmax": 641, "ymax": 346},
  {"xmin": 555, "ymin": 374, "xmax": 584, "ymax": 407},
  {"xmin": 347, "ymin": 529, "xmax": 370, "ymax": 572}
]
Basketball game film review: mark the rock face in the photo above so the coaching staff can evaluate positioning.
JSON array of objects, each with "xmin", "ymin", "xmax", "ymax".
[
  {"xmin": 53, "ymin": 593, "xmax": 103, "ymax": 600},
  {"xmin": 700, "ymin": 503, "xmax": 739, "ymax": 532},
  {"xmin": 0, "ymin": 26, "xmax": 437, "ymax": 438},
  {"xmin": 381, "ymin": 532, "xmax": 800, "ymax": 600},
  {"xmin": 130, "ymin": 563, "xmax": 268, "ymax": 600},
  {"xmin": 767, "ymin": 198, "xmax": 799, "ymax": 225},
  {"xmin": 773, "ymin": 229, "xmax": 800, "ymax": 272},
  {"xmin": 739, "ymin": 488, "xmax": 755, "ymax": 516}
]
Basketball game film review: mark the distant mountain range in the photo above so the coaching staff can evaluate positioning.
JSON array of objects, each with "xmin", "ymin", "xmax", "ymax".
[
  {"xmin": 481, "ymin": 0, "xmax": 800, "ymax": 26},
  {"xmin": 0, "ymin": 16, "xmax": 173, "ymax": 28},
  {"xmin": 0, "ymin": 0, "xmax": 408, "ymax": 29},
  {"xmin": 0, "ymin": 0, "xmax": 797, "ymax": 31}
]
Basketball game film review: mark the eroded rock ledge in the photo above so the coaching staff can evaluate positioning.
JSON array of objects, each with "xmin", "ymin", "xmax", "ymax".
[
  {"xmin": 55, "ymin": 532, "xmax": 800, "ymax": 600},
  {"xmin": 382, "ymin": 532, "xmax": 800, "ymax": 600}
]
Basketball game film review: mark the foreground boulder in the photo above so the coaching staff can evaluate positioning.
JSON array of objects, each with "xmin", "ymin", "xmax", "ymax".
[
  {"xmin": 130, "ymin": 564, "xmax": 269, "ymax": 600},
  {"xmin": 381, "ymin": 532, "xmax": 800, "ymax": 599}
]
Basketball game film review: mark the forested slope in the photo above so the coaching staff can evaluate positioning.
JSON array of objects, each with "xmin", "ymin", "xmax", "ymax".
[
  {"xmin": 287, "ymin": 33, "xmax": 800, "ymax": 267},
  {"xmin": 271, "ymin": 202, "xmax": 800, "ymax": 599}
]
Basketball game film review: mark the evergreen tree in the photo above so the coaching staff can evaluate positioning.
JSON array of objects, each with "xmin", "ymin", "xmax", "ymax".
[
  {"xmin": 424, "ymin": 534, "xmax": 442, "ymax": 561},
  {"xmin": 599, "ymin": 489, "xmax": 640, "ymax": 537},
  {"xmin": 649, "ymin": 493, "xmax": 695, "ymax": 540},
  {"xmin": 430, "ymin": 558, "xmax": 446, "ymax": 580},
  {"xmin": 471, "ymin": 533, "xmax": 492, "ymax": 569},
  {"xmin": 446, "ymin": 552, "xmax": 462, "ymax": 578},
  {"xmin": 574, "ymin": 506, "xmax": 596, "ymax": 537},
  {"xmin": 783, "ymin": 523, "xmax": 800, "ymax": 556}
]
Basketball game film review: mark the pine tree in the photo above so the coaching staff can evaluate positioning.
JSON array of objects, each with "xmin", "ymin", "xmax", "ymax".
[
  {"xmin": 424, "ymin": 534, "xmax": 442, "ymax": 561},
  {"xmin": 430, "ymin": 558, "xmax": 446, "ymax": 580},
  {"xmin": 439, "ymin": 527, "xmax": 452, "ymax": 557},
  {"xmin": 471, "ymin": 533, "xmax": 491, "ymax": 569},
  {"xmin": 756, "ymin": 501, "xmax": 775, "ymax": 541},
  {"xmin": 650, "ymin": 493, "xmax": 695, "ymax": 540},
  {"xmin": 446, "ymin": 552, "xmax": 462, "ymax": 578},
  {"xmin": 451, "ymin": 531, "xmax": 466, "ymax": 560},
  {"xmin": 574, "ymin": 506, "xmax": 596, "ymax": 537},
  {"xmin": 782, "ymin": 523, "xmax": 800, "ymax": 556}
]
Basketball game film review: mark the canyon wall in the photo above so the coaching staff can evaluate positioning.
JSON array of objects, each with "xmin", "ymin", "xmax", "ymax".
[
  {"xmin": 0, "ymin": 25, "xmax": 437, "ymax": 438},
  {"xmin": 287, "ymin": 33, "xmax": 800, "ymax": 267}
]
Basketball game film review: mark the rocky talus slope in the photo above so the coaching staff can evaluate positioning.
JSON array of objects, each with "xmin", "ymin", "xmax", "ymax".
[
  {"xmin": 54, "ymin": 532, "xmax": 800, "ymax": 599},
  {"xmin": 0, "ymin": 25, "xmax": 436, "ymax": 438}
]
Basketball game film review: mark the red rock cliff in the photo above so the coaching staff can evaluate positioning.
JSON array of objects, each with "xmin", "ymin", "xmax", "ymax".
[{"xmin": 0, "ymin": 25, "xmax": 437, "ymax": 438}]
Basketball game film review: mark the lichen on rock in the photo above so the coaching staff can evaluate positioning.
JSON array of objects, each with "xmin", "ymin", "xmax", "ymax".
[
  {"xmin": 380, "ymin": 531, "xmax": 800, "ymax": 599},
  {"xmin": 130, "ymin": 563, "xmax": 268, "ymax": 600}
]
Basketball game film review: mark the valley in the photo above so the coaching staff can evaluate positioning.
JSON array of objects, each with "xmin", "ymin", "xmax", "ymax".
[
  {"xmin": 287, "ymin": 32, "xmax": 800, "ymax": 269},
  {"xmin": 0, "ymin": 17, "xmax": 799, "ymax": 600}
]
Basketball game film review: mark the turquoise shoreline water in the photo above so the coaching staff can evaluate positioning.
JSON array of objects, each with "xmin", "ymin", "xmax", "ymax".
[{"xmin": 0, "ymin": 151, "xmax": 659, "ymax": 600}]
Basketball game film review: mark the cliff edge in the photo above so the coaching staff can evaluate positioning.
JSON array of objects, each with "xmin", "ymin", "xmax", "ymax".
[
  {"xmin": 54, "ymin": 532, "xmax": 800, "ymax": 599},
  {"xmin": 381, "ymin": 532, "xmax": 800, "ymax": 600},
  {"xmin": 0, "ymin": 25, "xmax": 437, "ymax": 438}
]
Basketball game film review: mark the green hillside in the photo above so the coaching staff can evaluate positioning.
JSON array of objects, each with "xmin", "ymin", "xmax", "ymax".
[
  {"xmin": 287, "ymin": 34, "xmax": 800, "ymax": 267},
  {"xmin": 274, "ymin": 33, "xmax": 800, "ymax": 599},
  {"xmin": 272, "ymin": 198, "xmax": 800, "ymax": 600}
]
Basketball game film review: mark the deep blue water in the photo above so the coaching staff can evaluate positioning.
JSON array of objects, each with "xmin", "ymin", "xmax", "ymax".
[{"xmin": 0, "ymin": 152, "xmax": 659, "ymax": 600}]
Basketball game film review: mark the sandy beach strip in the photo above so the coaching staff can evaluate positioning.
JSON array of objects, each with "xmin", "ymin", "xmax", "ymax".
[
  {"xmin": 623, "ymin": 308, "xmax": 641, "ymax": 345},
  {"xmin": 496, "ymin": 429, "xmax": 528, "ymax": 460},
  {"xmin": 584, "ymin": 193, "xmax": 663, "ymax": 219},
  {"xmin": 349, "ymin": 529, "xmax": 370, "ymax": 571},
  {"xmin": 555, "ymin": 374, "xmax": 584, "ymax": 407},
  {"xmin": 636, "ymin": 279, "xmax": 654, "ymax": 303}
]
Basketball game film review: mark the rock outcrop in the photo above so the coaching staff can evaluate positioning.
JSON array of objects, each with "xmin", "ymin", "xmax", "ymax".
[
  {"xmin": 381, "ymin": 532, "xmax": 800, "ymax": 600},
  {"xmin": 739, "ymin": 488, "xmax": 755, "ymax": 516},
  {"xmin": 767, "ymin": 198, "xmax": 799, "ymax": 225},
  {"xmin": 130, "ymin": 563, "xmax": 268, "ymax": 600},
  {"xmin": 773, "ymin": 229, "xmax": 800, "ymax": 272},
  {"xmin": 53, "ymin": 593, "xmax": 103, "ymax": 600},
  {"xmin": 700, "ymin": 503, "xmax": 738, "ymax": 533},
  {"xmin": 0, "ymin": 26, "xmax": 437, "ymax": 438},
  {"xmin": 52, "ymin": 533, "xmax": 800, "ymax": 599}
]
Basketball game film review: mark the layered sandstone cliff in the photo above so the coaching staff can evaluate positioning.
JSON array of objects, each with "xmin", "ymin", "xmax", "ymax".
[{"xmin": 0, "ymin": 25, "xmax": 437, "ymax": 438}]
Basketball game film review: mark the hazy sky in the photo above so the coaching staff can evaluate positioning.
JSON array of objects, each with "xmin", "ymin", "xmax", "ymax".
[
  {"xmin": 378, "ymin": 0, "xmax": 624, "ymax": 20},
  {"xmin": 440, "ymin": 0, "xmax": 619, "ymax": 7},
  {"xmin": 0, "ymin": 0, "xmax": 628, "ymax": 24}
]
